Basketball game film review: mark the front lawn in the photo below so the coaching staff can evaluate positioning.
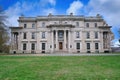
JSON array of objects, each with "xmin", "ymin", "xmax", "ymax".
[{"xmin": 0, "ymin": 56, "xmax": 120, "ymax": 80}]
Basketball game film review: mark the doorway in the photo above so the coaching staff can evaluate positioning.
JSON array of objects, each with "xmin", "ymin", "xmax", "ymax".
[{"xmin": 59, "ymin": 42, "xmax": 63, "ymax": 50}]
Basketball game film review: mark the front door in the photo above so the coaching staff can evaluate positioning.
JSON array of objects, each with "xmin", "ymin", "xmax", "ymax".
[{"xmin": 59, "ymin": 42, "xmax": 63, "ymax": 50}]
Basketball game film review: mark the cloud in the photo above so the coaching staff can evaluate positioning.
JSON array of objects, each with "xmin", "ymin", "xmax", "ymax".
[
  {"xmin": 66, "ymin": 0, "xmax": 83, "ymax": 15},
  {"xmin": 87, "ymin": 0, "xmax": 120, "ymax": 27},
  {"xmin": 5, "ymin": 0, "xmax": 56, "ymax": 26}
]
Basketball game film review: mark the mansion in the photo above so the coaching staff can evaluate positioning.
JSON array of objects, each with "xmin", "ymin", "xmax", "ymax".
[{"xmin": 10, "ymin": 13, "xmax": 114, "ymax": 54}]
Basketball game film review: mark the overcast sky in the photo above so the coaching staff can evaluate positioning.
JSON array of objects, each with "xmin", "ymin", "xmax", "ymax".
[{"xmin": 0, "ymin": 0, "xmax": 120, "ymax": 46}]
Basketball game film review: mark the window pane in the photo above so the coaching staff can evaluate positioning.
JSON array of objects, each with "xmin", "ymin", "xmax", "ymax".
[
  {"xmin": 95, "ymin": 32, "xmax": 98, "ymax": 39},
  {"xmin": 86, "ymin": 23, "xmax": 89, "ymax": 27},
  {"xmin": 95, "ymin": 23, "xmax": 97, "ymax": 27},
  {"xmin": 23, "ymin": 33, "xmax": 26, "ymax": 39},
  {"xmin": 31, "ymin": 43, "xmax": 35, "ymax": 50},
  {"xmin": 87, "ymin": 43, "xmax": 90, "ymax": 49},
  {"xmin": 42, "ymin": 43, "xmax": 45, "ymax": 50},
  {"xmin": 23, "ymin": 43, "xmax": 26, "ymax": 50},
  {"xmin": 32, "ymin": 24, "xmax": 35, "ymax": 28},
  {"xmin": 76, "ymin": 32, "xmax": 80, "ymax": 38},
  {"xmin": 95, "ymin": 43, "xmax": 99, "ymax": 49},
  {"xmin": 86, "ymin": 32, "xmax": 90, "ymax": 39},
  {"xmin": 76, "ymin": 43, "xmax": 80, "ymax": 49},
  {"xmin": 32, "ymin": 33, "xmax": 35, "ymax": 39},
  {"xmin": 42, "ymin": 32, "xmax": 45, "ymax": 38},
  {"xmin": 24, "ymin": 24, "xmax": 27, "ymax": 28}
]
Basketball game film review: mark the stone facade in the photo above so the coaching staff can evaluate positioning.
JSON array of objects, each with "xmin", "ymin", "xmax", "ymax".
[{"xmin": 10, "ymin": 13, "xmax": 114, "ymax": 54}]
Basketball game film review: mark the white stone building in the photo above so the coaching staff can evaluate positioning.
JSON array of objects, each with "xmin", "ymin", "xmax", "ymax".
[{"xmin": 10, "ymin": 13, "xmax": 114, "ymax": 54}]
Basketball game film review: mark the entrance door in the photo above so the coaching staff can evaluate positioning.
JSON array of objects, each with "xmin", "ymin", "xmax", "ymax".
[{"xmin": 59, "ymin": 42, "xmax": 63, "ymax": 50}]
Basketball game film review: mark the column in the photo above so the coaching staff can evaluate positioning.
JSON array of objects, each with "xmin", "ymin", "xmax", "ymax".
[
  {"xmin": 55, "ymin": 30, "xmax": 58, "ymax": 51},
  {"xmin": 64, "ymin": 30, "xmax": 66, "ymax": 51},
  {"xmin": 68, "ymin": 30, "xmax": 71, "ymax": 53},
  {"xmin": 51, "ymin": 31, "xmax": 54, "ymax": 53}
]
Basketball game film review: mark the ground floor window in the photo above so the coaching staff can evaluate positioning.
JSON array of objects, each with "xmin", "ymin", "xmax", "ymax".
[
  {"xmin": 95, "ymin": 43, "xmax": 99, "ymax": 49},
  {"xmin": 42, "ymin": 43, "xmax": 45, "ymax": 50},
  {"xmin": 86, "ymin": 43, "xmax": 90, "ymax": 50},
  {"xmin": 23, "ymin": 43, "xmax": 27, "ymax": 50},
  {"xmin": 76, "ymin": 43, "xmax": 80, "ymax": 49},
  {"xmin": 31, "ymin": 43, "xmax": 35, "ymax": 50}
]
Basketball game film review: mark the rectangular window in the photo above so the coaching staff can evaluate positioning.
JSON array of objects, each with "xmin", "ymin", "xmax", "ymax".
[
  {"xmin": 23, "ymin": 43, "xmax": 26, "ymax": 50},
  {"xmin": 76, "ymin": 22, "xmax": 79, "ymax": 27},
  {"xmin": 23, "ymin": 33, "xmax": 27, "ymax": 39},
  {"xmin": 42, "ymin": 22, "xmax": 45, "ymax": 27},
  {"xmin": 76, "ymin": 43, "xmax": 80, "ymax": 49},
  {"xmin": 95, "ymin": 23, "xmax": 97, "ymax": 27},
  {"xmin": 86, "ymin": 32, "xmax": 90, "ymax": 39},
  {"xmin": 76, "ymin": 32, "xmax": 80, "ymax": 38},
  {"xmin": 42, "ymin": 32, "xmax": 45, "ymax": 38},
  {"xmin": 86, "ymin": 23, "xmax": 89, "ymax": 27},
  {"xmin": 95, "ymin": 32, "xmax": 98, "ymax": 39},
  {"xmin": 24, "ymin": 24, "xmax": 27, "ymax": 28},
  {"xmin": 42, "ymin": 43, "xmax": 45, "ymax": 50},
  {"xmin": 87, "ymin": 43, "xmax": 90, "ymax": 50},
  {"xmin": 31, "ymin": 43, "xmax": 35, "ymax": 50},
  {"xmin": 32, "ymin": 24, "xmax": 35, "ymax": 28},
  {"xmin": 95, "ymin": 43, "xmax": 99, "ymax": 49},
  {"xmin": 31, "ymin": 32, "xmax": 35, "ymax": 39},
  {"xmin": 58, "ymin": 31, "xmax": 63, "ymax": 38}
]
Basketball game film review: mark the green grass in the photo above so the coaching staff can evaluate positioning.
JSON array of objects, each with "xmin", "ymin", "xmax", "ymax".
[{"xmin": 0, "ymin": 56, "xmax": 120, "ymax": 80}]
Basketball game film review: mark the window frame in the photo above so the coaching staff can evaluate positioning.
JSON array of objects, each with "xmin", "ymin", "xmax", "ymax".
[
  {"xmin": 24, "ymin": 24, "xmax": 27, "ymax": 28},
  {"xmin": 42, "ymin": 32, "xmax": 45, "ymax": 39},
  {"xmin": 31, "ymin": 32, "xmax": 35, "ymax": 39},
  {"xmin": 31, "ymin": 43, "xmax": 35, "ymax": 50},
  {"xmin": 76, "ymin": 43, "xmax": 80, "ymax": 49},
  {"xmin": 76, "ymin": 31, "xmax": 80, "ymax": 38},
  {"xmin": 23, "ymin": 32, "xmax": 27, "ymax": 39},
  {"xmin": 23, "ymin": 43, "xmax": 27, "ymax": 50}
]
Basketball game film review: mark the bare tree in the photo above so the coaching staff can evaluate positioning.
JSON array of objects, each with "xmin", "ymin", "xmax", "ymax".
[{"xmin": 0, "ymin": 7, "xmax": 9, "ymax": 53}]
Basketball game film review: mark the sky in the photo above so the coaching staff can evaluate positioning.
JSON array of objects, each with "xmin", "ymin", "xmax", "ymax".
[{"xmin": 0, "ymin": 0, "xmax": 120, "ymax": 47}]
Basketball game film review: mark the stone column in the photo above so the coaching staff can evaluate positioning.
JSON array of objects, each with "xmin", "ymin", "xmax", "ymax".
[
  {"xmin": 64, "ymin": 30, "xmax": 66, "ymax": 51},
  {"xmin": 55, "ymin": 30, "xmax": 58, "ymax": 51},
  {"xmin": 51, "ymin": 31, "xmax": 54, "ymax": 53},
  {"xmin": 68, "ymin": 30, "xmax": 71, "ymax": 53}
]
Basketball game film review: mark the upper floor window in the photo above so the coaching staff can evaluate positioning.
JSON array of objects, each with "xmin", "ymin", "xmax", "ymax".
[
  {"xmin": 23, "ymin": 43, "xmax": 27, "ymax": 50},
  {"xmin": 24, "ymin": 24, "xmax": 27, "ymax": 28},
  {"xmin": 42, "ymin": 32, "xmax": 45, "ymax": 38},
  {"xmin": 86, "ymin": 23, "xmax": 89, "ymax": 27},
  {"xmin": 95, "ymin": 43, "xmax": 99, "ymax": 49},
  {"xmin": 86, "ymin": 32, "xmax": 90, "ymax": 39},
  {"xmin": 58, "ymin": 31, "xmax": 63, "ymax": 38},
  {"xmin": 95, "ymin": 23, "xmax": 97, "ymax": 27},
  {"xmin": 76, "ymin": 22, "xmax": 79, "ymax": 27},
  {"xmin": 76, "ymin": 31, "xmax": 80, "ymax": 38},
  {"xmin": 32, "ymin": 24, "xmax": 35, "ymax": 28},
  {"xmin": 42, "ymin": 22, "xmax": 45, "ymax": 27},
  {"xmin": 31, "ymin": 43, "xmax": 35, "ymax": 50},
  {"xmin": 31, "ymin": 32, "xmax": 35, "ymax": 39},
  {"xmin": 86, "ymin": 43, "xmax": 90, "ymax": 50},
  {"xmin": 23, "ymin": 33, "xmax": 27, "ymax": 39},
  {"xmin": 95, "ymin": 32, "xmax": 98, "ymax": 39}
]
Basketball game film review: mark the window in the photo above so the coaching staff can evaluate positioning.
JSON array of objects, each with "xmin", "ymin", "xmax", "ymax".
[
  {"xmin": 31, "ymin": 32, "xmax": 35, "ymax": 39},
  {"xmin": 42, "ymin": 43, "xmax": 45, "ymax": 50},
  {"xmin": 23, "ymin": 33, "xmax": 27, "ymax": 39},
  {"xmin": 24, "ymin": 24, "xmax": 27, "ymax": 28},
  {"xmin": 76, "ymin": 43, "xmax": 80, "ymax": 49},
  {"xmin": 76, "ymin": 32, "xmax": 80, "ymax": 38},
  {"xmin": 31, "ymin": 43, "xmax": 35, "ymax": 50},
  {"xmin": 95, "ymin": 43, "xmax": 99, "ymax": 49},
  {"xmin": 95, "ymin": 32, "xmax": 98, "ymax": 39},
  {"xmin": 65, "ymin": 22, "xmax": 67, "ymax": 24},
  {"xmin": 42, "ymin": 22, "xmax": 45, "ymax": 27},
  {"xmin": 87, "ymin": 43, "xmax": 90, "ymax": 50},
  {"xmin": 95, "ymin": 23, "xmax": 97, "ymax": 27},
  {"xmin": 23, "ymin": 43, "xmax": 26, "ymax": 50},
  {"xmin": 42, "ymin": 32, "xmax": 45, "ymax": 38},
  {"xmin": 86, "ymin": 23, "xmax": 89, "ymax": 27},
  {"xmin": 32, "ymin": 24, "xmax": 35, "ymax": 28},
  {"xmin": 86, "ymin": 32, "xmax": 90, "ymax": 39},
  {"xmin": 76, "ymin": 22, "xmax": 79, "ymax": 27},
  {"xmin": 59, "ymin": 31, "xmax": 63, "ymax": 38}
]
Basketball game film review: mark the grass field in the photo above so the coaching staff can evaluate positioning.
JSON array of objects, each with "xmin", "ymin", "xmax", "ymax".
[{"xmin": 0, "ymin": 55, "xmax": 120, "ymax": 80}]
